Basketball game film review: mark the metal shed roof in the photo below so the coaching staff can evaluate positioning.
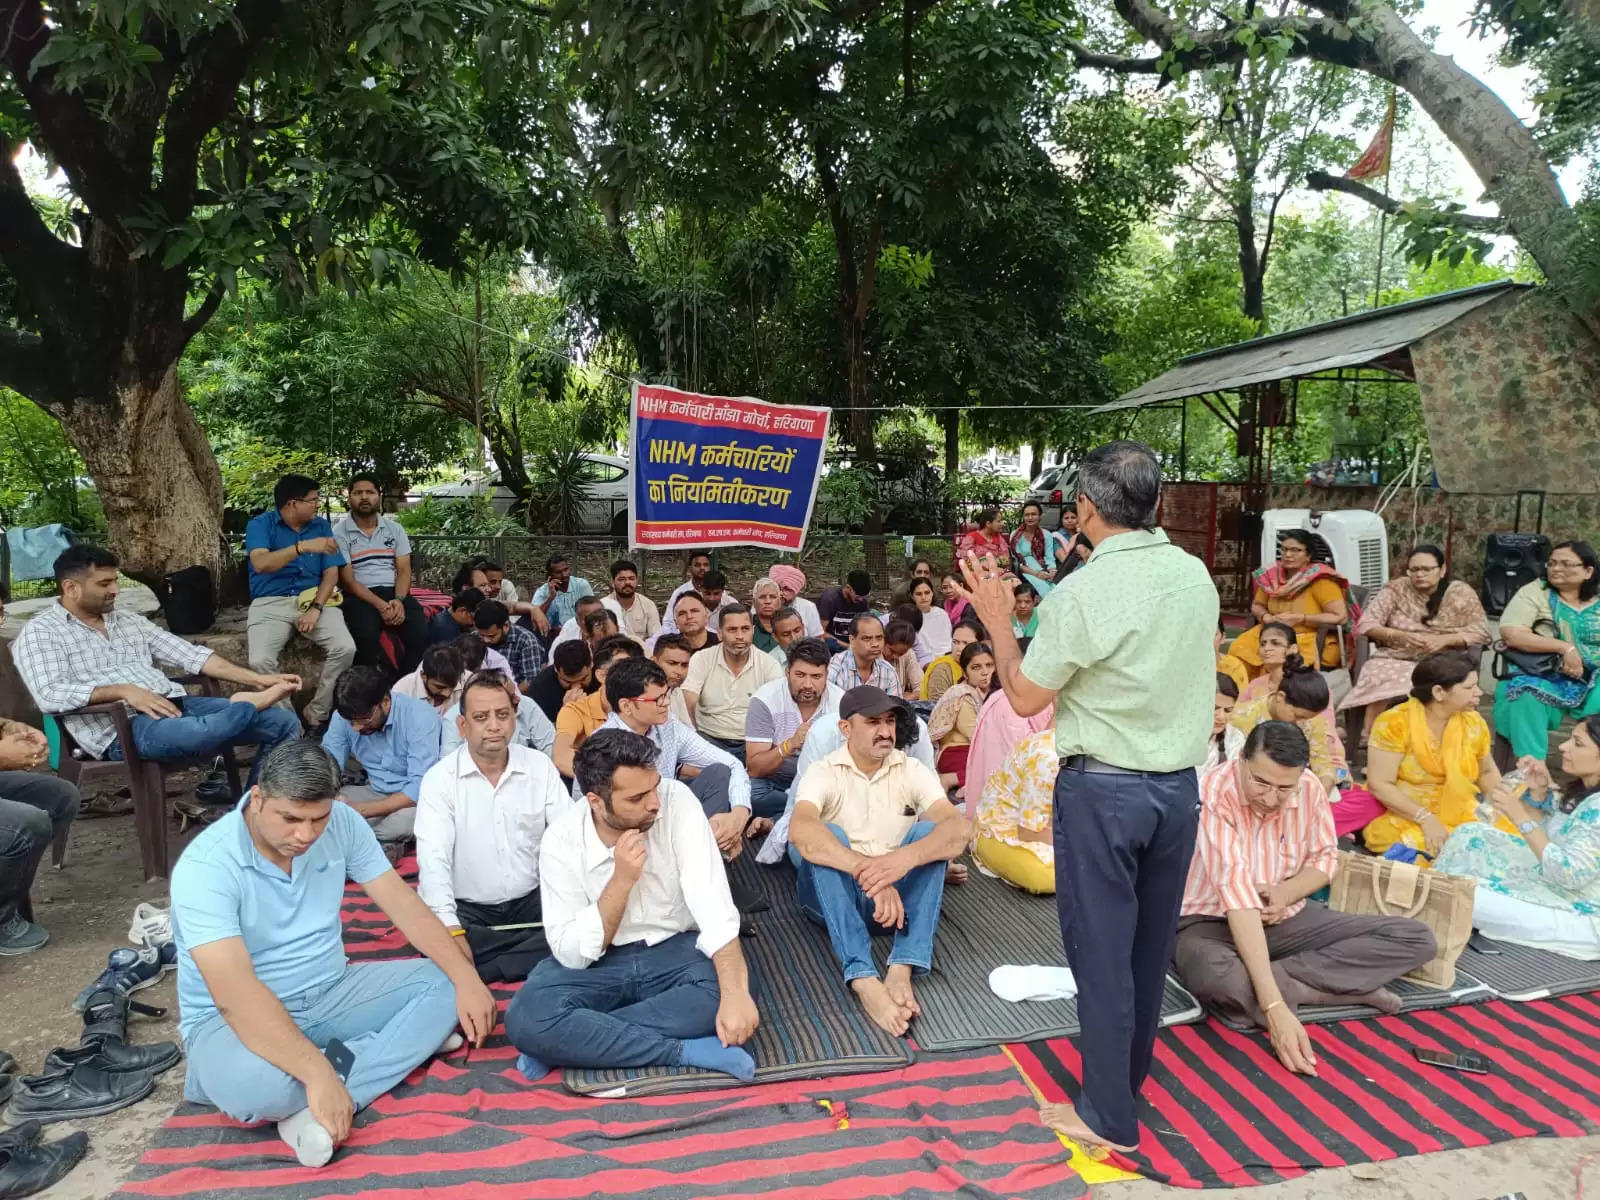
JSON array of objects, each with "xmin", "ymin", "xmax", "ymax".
[{"xmin": 1096, "ymin": 281, "xmax": 1529, "ymax": 413}]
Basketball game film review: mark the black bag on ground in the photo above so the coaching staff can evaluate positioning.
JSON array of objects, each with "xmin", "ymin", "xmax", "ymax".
[{"xmin": 161, "ymin": 565, "xmax": 215, "ymax": 635}]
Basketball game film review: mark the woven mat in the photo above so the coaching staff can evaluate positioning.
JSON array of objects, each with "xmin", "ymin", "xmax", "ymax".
[
  {"xmin": 1457, "ymin": 937, "xmax": 1600, "ymax": 1001},
  {"xmin": 1209, "ymin": 971, "xmax": 1493, "ymax": 1030}
]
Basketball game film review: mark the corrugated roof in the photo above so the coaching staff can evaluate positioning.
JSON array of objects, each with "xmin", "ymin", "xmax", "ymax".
[{"xmin": 1096, "ymin": 281, "xmax": 1529, "ymax": 412}]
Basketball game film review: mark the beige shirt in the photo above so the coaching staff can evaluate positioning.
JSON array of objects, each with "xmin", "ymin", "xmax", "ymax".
[
  {"xmin": 683, "ymin": 644, "xmax": 782, "ymax": 741},
  {"xmin": 794, "ymin": 745, "xmax": 947, "ymax": 857},
  {"xmin": 602, "ymin": 593, "xmax": 662, "ymax": 641}
]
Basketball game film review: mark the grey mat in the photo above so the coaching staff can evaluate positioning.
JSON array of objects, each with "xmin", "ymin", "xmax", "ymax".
[
  {"xmin": 892, "ymin": 867, "xmax": 1202, "ymax": 1052},
  {"xmin": 1210, "ymin": 970, "xmax": 1493, "ymax": 1031},
  {"xmin": 1457, "ymin": 936, "xmax": 1600, "ymax": 1001},
  {"xmin": 562, "ymin": 854, "xmax": 913, "ymax": 1096}
]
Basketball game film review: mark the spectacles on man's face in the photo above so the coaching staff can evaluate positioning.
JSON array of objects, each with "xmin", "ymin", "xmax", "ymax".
[
  {"xmin": 632, "ymin": 690, "xmax": 670, "ymax": 709},
  {"xmin": 1244, "ymin": 768, "xmax": 1299, "ymax": 798},
  {"xmin": 292, "ymin": 494, "xmax": 319, "ymax": 508}
]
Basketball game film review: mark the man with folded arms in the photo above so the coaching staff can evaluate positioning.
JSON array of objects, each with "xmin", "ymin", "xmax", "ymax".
[
  {"xmin": 788, "ymin": 687, "xmax": 970, "ymax": 1037},
  {"xmin": 320, "ymin": 666, "xmax": 442, "ymax": 847},
  {"xmin": 504, "ymin": 729, "xmax": 760, "ymax": 1081},
  {"xmin": 1175, "ymin": 721, "xmax": 1435, "ymax": 1075},
  {"xmin": 172, "ymin": 740, "xmax": 496, "ymax": 1167},
  {"xmin": 417, "ymin": 673, "xmax": 568, "ymax": 983}
]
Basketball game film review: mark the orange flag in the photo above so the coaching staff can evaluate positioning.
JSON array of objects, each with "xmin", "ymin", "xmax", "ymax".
[{"xmin": 1346, "ymin": 92, "xmax": 1396, "ymax": 181}]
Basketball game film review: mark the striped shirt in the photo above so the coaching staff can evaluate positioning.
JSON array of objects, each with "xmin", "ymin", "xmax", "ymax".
[
  {"xmin": 331, "ymin": 514, "xmax": 410, "ymax": 589},
  {"xmin": 826, "ymin": 649, "xmax": 901, "ymax": 697},
  {"xmin": 1181, "ymin": 760, "xmax": 1338, "ymax": 922}
]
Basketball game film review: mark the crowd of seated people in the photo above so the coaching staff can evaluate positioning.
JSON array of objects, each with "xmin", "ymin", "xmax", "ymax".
[{"xmin": 18, "ymin": 478, "xmax": 1600, "ymax": 1167}]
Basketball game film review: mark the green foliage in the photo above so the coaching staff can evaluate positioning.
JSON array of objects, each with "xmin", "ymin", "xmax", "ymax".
[
  {"xmin": 394, "ymin": 497, "xmax": 524, "ymax": 538},
  {"xmin": 217, "ymin": 439, "xmax": 340, "ymax": 516},
  {"xmin": 0, "ymin": 391, "xmax": 99, "ymax": 533}
]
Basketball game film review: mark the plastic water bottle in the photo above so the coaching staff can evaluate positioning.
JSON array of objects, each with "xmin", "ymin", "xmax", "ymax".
[{"xmin": 1478, "ymin": 768, "xmax": 1526, "ymax": 824}]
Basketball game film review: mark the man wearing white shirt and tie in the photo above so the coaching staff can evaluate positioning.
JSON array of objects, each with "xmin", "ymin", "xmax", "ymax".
[
  {"xmin": 415, "ymin": 674, "xmax": 569, "ymax": 983},
  {"xmin": 503, "ymin": 729, "xmax": 760, "ymax": 1082}
]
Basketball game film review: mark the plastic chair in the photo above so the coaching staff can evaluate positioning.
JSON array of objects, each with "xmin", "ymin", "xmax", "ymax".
[{"xmin": 48, "ymin": 676, "xmax": 242, "ymax": 882}]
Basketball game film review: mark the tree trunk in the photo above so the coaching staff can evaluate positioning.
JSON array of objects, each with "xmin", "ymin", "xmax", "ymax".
[
  {"xmin": 1027, "ymin": 440, "xmax": 1045, "ymax": 484},
  {"xmin": 54, "ymin": 365, "xmax": 224, "ymax": 587},
  {"xmin": 1236, "ymin": 203, "xmax": 1266, "ymax": 324}
]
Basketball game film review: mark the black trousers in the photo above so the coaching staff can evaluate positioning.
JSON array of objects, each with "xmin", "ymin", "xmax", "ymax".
[
  {"xmin": 1053, "ymin": 760, "xmax": 1198, "ymax": 1148},
  {"xmin": 343, "ymin": 587, "xmax": 429, "ymax": 677},
  {"xmin": 457, "ymin": 890, "xmax": 549, "ymax": 984},
  {"xmin": 0, "ymin": 772, "xmax": 80, "ymax": 924}
]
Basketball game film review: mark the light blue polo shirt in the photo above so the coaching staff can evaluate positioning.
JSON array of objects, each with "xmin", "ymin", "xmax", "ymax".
[{"xmin": 170, "ymin": 796, "xmax": 390, "ymax": 1040}]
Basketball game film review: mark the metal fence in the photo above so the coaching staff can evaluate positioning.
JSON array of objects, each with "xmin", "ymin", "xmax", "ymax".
[{"xmin": 405, "ymin": 533, "xmax": 971, "ymax": 602}]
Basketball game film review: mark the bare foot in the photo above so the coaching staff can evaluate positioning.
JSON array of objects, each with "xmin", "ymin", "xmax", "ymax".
[
  {"xmin": 884, "ymin": 963, "xmax": 920, "ymax": 1017},
  {"xmin": 851, "ymin": 977, "xmax": 910, "ymax": 1036},
  {"xmin": 1300, "ymin": 984, "xmax": 1403, "ymax": 1014},
  {"xmin": 1038, "ymin": 1101, "xmax": 1138, "ymax": 1155},
  {"xmin": 746, "ymin": 817, "xmax": 773, "ymax": 838},
  {"xmin": 945, "ymin": 861, "xmax": 969, "ymax": 885},
  {"xmin": 229, "ymin": 681, "xmax": 296, "ymax": 711}
]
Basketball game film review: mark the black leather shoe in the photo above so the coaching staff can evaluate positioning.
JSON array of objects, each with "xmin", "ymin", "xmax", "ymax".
[
  {"xmin": 6, "ymin": 1065, "xmax": 153, "ymax": 1124},
  {"xmin": 0, "ymin": 1129, "xmax": 89, "ymax": 1198},
  {"xmin": 44, "ymin": 1038, "xmax": 180, "ymax": 1078},
  {"xmin": 0, "ymin": 1123, "xmax": 41, "ymax": 1153}
]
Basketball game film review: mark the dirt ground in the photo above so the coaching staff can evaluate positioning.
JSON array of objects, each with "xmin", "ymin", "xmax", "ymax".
[{"xmin": 8, "ymin": 782, "xmax": 1598, "ymax": 1200}]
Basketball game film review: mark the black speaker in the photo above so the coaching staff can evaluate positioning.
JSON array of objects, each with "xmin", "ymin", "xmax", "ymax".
[
  {"xmin": 1481, "ymin": 533, "xmax": 1550, "ymax": 617},
  {"xmin": 162, "ymin": 565, "xmax": 216, "ymax": 635}
]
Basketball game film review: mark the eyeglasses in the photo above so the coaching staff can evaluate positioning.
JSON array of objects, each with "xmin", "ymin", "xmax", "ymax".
[
  {"xmin": 1405, "ymin": 565, "xmax": 1440, "ymax": 574},
  {"xmin": 1548, "ymin": 559, "xmax": 1586, "ymax": 570},
  {"xmin": 632, "ymin": 692, "xmax": 671, "ymax": 708},
  {"xmin": 1244, "ymin": 769, "xmax": 1299, "ymax": 797}
]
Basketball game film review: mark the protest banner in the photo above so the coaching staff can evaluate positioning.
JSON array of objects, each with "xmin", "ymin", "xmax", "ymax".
[{"xmin": 628, "ymin": 383, "xmax": 831, "ymax": 552}]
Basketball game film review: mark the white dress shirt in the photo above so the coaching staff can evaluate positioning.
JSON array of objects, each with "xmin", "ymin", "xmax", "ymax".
[
  {"xmin": 539, "ymin": 778, "xmax": 742, "ymax": 969},
  {"xmin": 792, "ymin": 596, "xmax": 824, "ymax": 639},
  {"xmin": 415, "ymin": 744, "xmax": 572, "ymax": 928}
]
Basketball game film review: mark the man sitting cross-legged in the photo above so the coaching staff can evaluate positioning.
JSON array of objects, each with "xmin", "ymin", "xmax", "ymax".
[
  {"xmin": 504, "ymin": 729, "xmax": 761, "ymax": 1081},
  {"xmin": 416, "ymin": 673, "xmax": 567, "ymax": 983},
  {"xmin": 1175, "ymin": 721, "xmax": 1436, "ymax": 1075},
  {"xmin": 598, "ymin": 657, "xmax": 750, "ymax": 857},
  {"xmin": 15, "ymin": 546, "xmax": 302, "ymax": 786},
  {"xmin": 320, "ymin": 666, "xmax": 442, "ymax": 847},
  {"xmin": 788, "ymin": 687, "xmax": 971, "ymax": 1036},
  {"xmin": 172, "ymin": 740, "xmax": 497, "ymax": 1167}
]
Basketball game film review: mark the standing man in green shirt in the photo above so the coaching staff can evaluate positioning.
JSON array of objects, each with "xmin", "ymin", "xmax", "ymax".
[{"xmin": 960, "ymin": 440, "xmax": 1217, "ymax": 1155}]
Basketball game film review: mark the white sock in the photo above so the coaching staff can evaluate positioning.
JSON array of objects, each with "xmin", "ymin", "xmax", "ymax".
[
  {"xmin": 277, "ymin": 1106, "xmax": 335, "ymax": 1168},
  {"xmin": 438, "ymin": 1032, "xmax": 464, "ymax": 1054}
]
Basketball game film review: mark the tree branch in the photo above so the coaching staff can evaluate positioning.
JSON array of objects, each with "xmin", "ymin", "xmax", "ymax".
[
  {"xmin": 0, "ymin": 133, "xmax": 86, "ymax": 341},
  {"xmin": 159, "ymin": 0, "xmax": 284, "ymax": 219},
  {"xmin": 1065, "ymin": 1, "xmax": 1369, "ymax": 77},
  {"xmin": 180, "ymin": 288, "xmax": 225, "ymax": 344},
  {"xmin": 0, "ymin": 325, "xmax": 59, "ymax": 409},
  {"xmin": 1304, "ymin": 170, "xmax": 1507, "ymax": 230}
]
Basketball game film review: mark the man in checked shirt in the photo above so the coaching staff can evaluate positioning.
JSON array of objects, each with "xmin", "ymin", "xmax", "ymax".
[
  {"xmin": 15, "ymin": 546, "xmax": 302, "ymax": 786},
  {"xmin": 1174, "ymin": 721, "xmax": 1436, "ymax": 1076}
]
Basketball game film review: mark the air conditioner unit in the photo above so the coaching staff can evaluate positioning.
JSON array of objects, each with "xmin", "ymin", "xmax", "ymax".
[{"xmin": 1260, "ymin": 509, "xmax": 1390, "ymax": 591}]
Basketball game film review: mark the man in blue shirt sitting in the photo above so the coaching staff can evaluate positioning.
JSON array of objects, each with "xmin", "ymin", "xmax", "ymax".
[
  {"xmin": 172, "ymin": 739, "xmax": 496, "ymax": 1168},
  {"xmin": 320, "ymin": 667, "xmax": 443, "ymax": 847},
  {"xmin": 530, "ymin": 554, "xmax": 594, "ymax": 641},
  {"xmin": 245, "ymin": 475, "xmax": 357, "ymax": 732}
]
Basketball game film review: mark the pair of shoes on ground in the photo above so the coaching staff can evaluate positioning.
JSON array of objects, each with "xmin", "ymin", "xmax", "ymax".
[
  {"xmin": 70, "ymin": 904, "xmax": 176, "ymax": 1015},
  {"xmin": 0, "ymin": 1120, "xmax": 88, "ymax": 1199},
  {"xmin": 5, "ymin": 988, "xmax": 181, "ymax": 1126}
]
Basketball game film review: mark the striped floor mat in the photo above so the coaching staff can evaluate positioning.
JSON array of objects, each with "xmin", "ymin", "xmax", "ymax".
[
  {"xmin": 119, "ymin": 1051, "xmax": 1081, "ymax": 1199},
  {"xmin": 902, "ymin": 868, "xmax": 1202, "ymax": 1052},
  {"xmin": 564, "ymin": 854, "xmax": 912, "ymax": 1095},
  {"xmin": 1457, "ymin": 938, "xmax": 1600, "ymax": 1001},
  {"xmin": 1011, "ymin": 994, "xmax": 1600, "ymax": 1188}
]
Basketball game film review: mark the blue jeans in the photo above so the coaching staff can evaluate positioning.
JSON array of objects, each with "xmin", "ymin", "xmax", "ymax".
[
  {"xmin": 0, "ymin": 773, "xmax": 80, "ymax": 923},
  {"xmin": 504, "ymin": 931, "xmax": 719, "ymax": 1069},
  {"xmin": 795, "ymin": 821, "xmax": 946, "ymax": 983},
  {"xmin": 109, "ymin": 695, "xmax": 300, "ymax": 786},
  {"xmin": 748, "ymin": 776, "xmax": 789, "ymax": 821},
  {"xmin": 182, "ymin": 959, "xmax": 458, "ymax": 1123}
]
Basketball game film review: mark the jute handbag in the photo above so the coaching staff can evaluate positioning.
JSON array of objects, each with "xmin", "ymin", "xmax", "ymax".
[{"xmin": 1327, "ymin": 851, "xmax": 1475, "ymax": 988}]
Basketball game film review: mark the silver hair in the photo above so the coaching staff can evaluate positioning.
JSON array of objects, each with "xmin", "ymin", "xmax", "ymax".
[
  {"xmin": 255, "ymin": 739, "xmax": 342, "ymax": 803},
  {"xmin": 1077, "ymin": 440, "xmax": 1162, "ymax": 530}
]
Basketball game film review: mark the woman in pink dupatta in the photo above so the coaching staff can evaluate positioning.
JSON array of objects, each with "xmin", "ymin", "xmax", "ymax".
[
  {"xmin": 964, "ymin": 688, "xmax": 1054, "ymax": 815},
  {"xmin": 1229, "ymin": 530, "xmax": 1350, "ymax": 676}
]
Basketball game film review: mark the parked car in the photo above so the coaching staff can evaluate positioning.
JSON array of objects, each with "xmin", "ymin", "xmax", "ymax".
[
  {"xmin": 1022, "ymin": 464, "xmax": 1077, "ymax": 530},
  {"xmin": 421, "ymin": 452, "xmax": 631, "ymax": 534}
]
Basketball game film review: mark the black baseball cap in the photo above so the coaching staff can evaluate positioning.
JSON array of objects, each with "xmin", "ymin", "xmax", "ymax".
[{"xmin": 838, "ymin": 686, "xmax": 907, "ymax": 721}]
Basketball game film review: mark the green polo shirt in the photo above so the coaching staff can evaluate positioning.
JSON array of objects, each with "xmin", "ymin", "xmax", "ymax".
[{"xmin": 1020, "ymin": 528, "xmax": 1219, "ymax": 773}]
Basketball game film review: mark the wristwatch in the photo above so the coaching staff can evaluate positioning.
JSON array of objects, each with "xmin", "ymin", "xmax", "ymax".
[
  {"xmin": 1517, "ymin": 818, "xmax": 1538, "ymax": 835},
  {"xmin": 308, "ymin": 601, "xmax": 324, "ymax": 611}
]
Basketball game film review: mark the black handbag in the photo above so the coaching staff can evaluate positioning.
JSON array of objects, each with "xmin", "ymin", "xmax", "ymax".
[{"xmin": 1491, "ymin": 612, "xmax": 1565, "ymax": 681}]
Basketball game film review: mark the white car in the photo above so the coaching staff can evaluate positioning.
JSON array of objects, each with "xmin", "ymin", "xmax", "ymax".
[{"xmin": 421, "ymin": 452, "xmax": 631, "ymax": 533}]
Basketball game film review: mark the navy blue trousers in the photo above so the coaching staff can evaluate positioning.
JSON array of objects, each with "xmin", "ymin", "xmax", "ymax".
[{"xmin": 1053, "ymin": 761, "xmax": 1198, "ymax": 1147}]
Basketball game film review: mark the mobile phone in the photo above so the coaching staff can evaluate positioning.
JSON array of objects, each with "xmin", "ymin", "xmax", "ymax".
[
  {"xmin": 323, "ymin": 1038, "xmax": 356, "ymax": 1082},
  {"xmin": 1412, "ymin": 1046, "xmax": 1490, "ymax": 1075},
  {"xmin": 1468, "ymin": 932, "xmax": 1504, "ymax": 956}
]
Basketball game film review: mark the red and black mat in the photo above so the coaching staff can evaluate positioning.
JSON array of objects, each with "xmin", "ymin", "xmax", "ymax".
[
  {"xmin": 1010, "ymin": 994, "xmax": 1600, "ymax": 1189},
  {"xmin": 118, "ymin": 1048, "xmax": 1078, "ymax": 1199}
]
